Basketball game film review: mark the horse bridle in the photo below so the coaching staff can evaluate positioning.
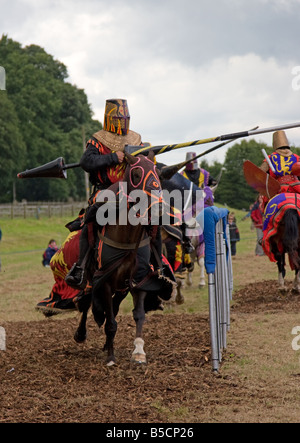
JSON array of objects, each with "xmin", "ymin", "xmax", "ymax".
[{"xmin": 97, "ymin": 231, "xmax": 150, "ymax": 250}]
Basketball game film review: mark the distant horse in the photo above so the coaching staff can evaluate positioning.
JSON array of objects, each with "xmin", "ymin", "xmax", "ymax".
[
  {"xmin": 186, "ymin": 185, "xmax": 216, "ymax": 289},
  {"xmin": 158, "ymin": 170, "xmax": 205, "ymax": 303},
  {"xmin": 262, "ymin": 193, "xmax": 300, "ymax": 292},
  {"xmin": 74, "ymin": 151, "xmax": 176, "ymax": 366},
  {"xmin": 161, "ymin": 224, "xmax": 186, "ymax": 304},
  {"xmin": 186, "ymin": 235, "xmax": 206, "ymax": 288}
]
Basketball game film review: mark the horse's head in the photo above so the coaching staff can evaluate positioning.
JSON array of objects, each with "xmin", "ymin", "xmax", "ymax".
[{"xmin": 123, "ymin": 151, "xmax": 163, "ymax": 223}]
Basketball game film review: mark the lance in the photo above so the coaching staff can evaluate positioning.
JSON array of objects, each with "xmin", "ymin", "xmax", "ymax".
[
  {"xmin": 159, "ymin": 126, "xmax": 259, "ymax": 180},
  {"xmin": 17, "ymin": 157, "xmax": 80, "ymax": 179},
  {"xmin": 17, "ymin": 121, "xmax": 300, "ymax": 179},
  {"xmin": 125, "ymin": 121, "xmax": 300, "ymax": 156}
]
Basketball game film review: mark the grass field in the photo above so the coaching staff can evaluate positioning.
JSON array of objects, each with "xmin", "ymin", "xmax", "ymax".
[
  {"xmin": 0, "ymin": 207, "xmax": 279, "ymax": 323},
  {"xmin": 3, "ymin": 208, "xmax": 300, "ymax": 423}
]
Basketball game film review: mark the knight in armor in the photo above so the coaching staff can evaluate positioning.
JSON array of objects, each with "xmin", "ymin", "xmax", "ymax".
[
  {"xmin": 81, "ymin": 98, "xmax": 141, "ymax": 205},
  {"xmin": 181, "ymin": 152, "xmax": 217, "ymax": 188},
  {"xmin": 180, "ymin": 152, "xmax": 217, "ymax": 254},
  {"xmin": 65, "ymin": 98, "xmax": 162, "ymax": 289},
  {"xmin": 260, "ymin": 130, "xmax": 300, "ymax": 194}
]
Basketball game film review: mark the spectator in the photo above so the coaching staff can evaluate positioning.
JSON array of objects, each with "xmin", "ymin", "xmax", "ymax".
[
  {"xmin": 241, "ymin": 203, "xmax": 254, "ymax": 222},
  {"xmin": 250, "ymin": 195, "xmax": 265, "ymax": 256},
  {"xmin": 0, "ymin": 226, "xmax": 2, "ymax": 271},
  {"xmin": 42, "ymin": 239, "xmax": 58, "ymax": 267},
  {"xmin": 228, "ymin": 212, "xmax": 240, "ymax": 257},
  {"xmin": 181, "ymin": 152, "xmax": 218, "ymax": 188}
]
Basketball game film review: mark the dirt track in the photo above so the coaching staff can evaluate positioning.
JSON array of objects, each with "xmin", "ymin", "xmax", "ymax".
[{"xmin": 1, "ymin": 281, "xmax": 300, "ymax": 423}]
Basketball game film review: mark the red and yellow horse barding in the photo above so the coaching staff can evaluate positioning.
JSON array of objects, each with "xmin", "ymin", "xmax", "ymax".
[{"xmin": 244, "ymin": 160, "xmax": 300, "ymax": 292}]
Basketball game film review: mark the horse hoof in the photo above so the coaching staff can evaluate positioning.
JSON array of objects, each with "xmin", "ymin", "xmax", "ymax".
[
  {"xmin": 74, "ymin": 332, "xmax": 86, "ymax": 343},
  {"xmin": 279, "ymin": 287, "xmax": 288, "ymax": 294},
  {"xmin": 131, "ymin": 353, "xmax": 147, "ymax": 364},
  {"xmin": 175, "ymin": 295, "xmax": 185, "ymax": 305},
  {"xmin": 106, "ymin": 360, "xmax": 116, "ymax": 367}
]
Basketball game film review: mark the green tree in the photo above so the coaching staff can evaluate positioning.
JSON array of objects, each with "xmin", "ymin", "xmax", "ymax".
[
  {"xmin": 215, "ymin": 139, "xmax": 271, "ymax": 209},
  {"xmin": 0, "ymin": 35, "xmax": 101, "ymax": 202},
  {"xmin": 0, "ymin": 91, "xmax": 26, "ymax": 202}
]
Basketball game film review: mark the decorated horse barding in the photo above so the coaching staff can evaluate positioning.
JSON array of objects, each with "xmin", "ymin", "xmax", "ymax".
[
  {"xmin": 160, "ymin": 163, "xmax": 217, "ymax": 291},
  {"xmin": 157, "ymin": 167, "xmax": 205, "ymax": 303},
  {"xmin": 161, "ymin": 177, "xmax": 214, "ymax": 297},
  {"xmin": 244, "ymin": 160, "xmax": 300, "ymax": 292},
  {"xmin": 262, "ymin": 193, "xmax": 300, "ymax": 292},
  {"xmin": 185, "ymin": 188, "xmax": 214, "ymax": 287},
  {"xmin": 37, "ymin": 230, "xmax": 81, "ymax": 315}
]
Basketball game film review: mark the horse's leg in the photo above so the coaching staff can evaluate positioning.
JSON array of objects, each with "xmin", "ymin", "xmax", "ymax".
[
  {"xmin": 292, "ymin": 269, "xmax": 300, "ymax": 293},
  {"xmin": 73, "ymin": 288, "xmax": 92, "ymax": 343},
  {"xmin": 92, "ymin": 282, "xmax": 117, "ymax": 366},
  {"xmin": 113, "ymin": 290, "xmax": 128, "ymax": 317},
  {"xmin": 74, "ymin": 309, "xmax": 88, "ymax": 343},
  {"xmin": 198, "ymin": 256, "xmax": 205, "ymax": 288},
  {"xmin": 277, "ymin": 253, "xmax": 287, "ymax": 292},
  {"xmin": 103, "ymin": 285, "xmax": 118, "ymax": 366},
  {"xmin": 91, "ymin": 285, "xmax": 106, "ymax": 329},
  {"xmin": 131, "ymin": 289, "xmax": 147, "ymax": 364},
  {"xmin": 175, "ymin": 278, "xmax": 185, "ymax": 305},
  {"xmin": 186, "ymin": 242, "xmax": 196, "ymax": 287},
  {"xmin": 103, "ymin": 312, "xmax": 118, "ymax": 366},
  {"xmin": 186, "ymin": 270, "xmax": 193, "ymax": 286}
]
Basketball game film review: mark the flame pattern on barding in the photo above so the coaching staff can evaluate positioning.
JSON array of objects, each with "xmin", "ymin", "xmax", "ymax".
[{"xmin": 50, "ymin": 231, "xmax": 79, "ymax": 279}]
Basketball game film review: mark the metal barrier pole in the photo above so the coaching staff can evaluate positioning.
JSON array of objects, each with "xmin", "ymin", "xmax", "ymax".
[
  {"xmin": 218, "ymin": 227, "xmax": 226, "ymax": 351},
  {"xmin": 208, "ymin": 273, "xmax": 220, "ymax": 372},
  {"xmin": 221, "ymin": 235, "xmax": 229, "ymax": 343},
  {"xmin": 215, "ymin": 220, "xmax": 224, "ymax": 353},
  {"xmin": 0, "ymin": 326, "xmax": 6, "ymax": 351},
  {"xmin": 226, "ymin": 224, "xmax": 234, "ymax": 302},
  {"xmin": 208, "ymin": 218, "xmax": 232, "ymax": 371}
]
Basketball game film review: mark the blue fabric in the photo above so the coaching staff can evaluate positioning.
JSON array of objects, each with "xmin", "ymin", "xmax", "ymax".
[
  {"xmin": 197, "ymin": 206, "xmax": 229, "ymax": 274},
  {"xmin": 263, "ymin": 193, "xmax": 286, "ymax": 231},
  {"xmin": 42, "ymin": 246, "xmax": 58, "ymax": 266}
]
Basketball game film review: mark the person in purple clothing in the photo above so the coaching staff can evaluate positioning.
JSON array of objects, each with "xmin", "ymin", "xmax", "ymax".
[{"xmin": 181, "ymin": 152, "xmax": 217, "ymax": 188}]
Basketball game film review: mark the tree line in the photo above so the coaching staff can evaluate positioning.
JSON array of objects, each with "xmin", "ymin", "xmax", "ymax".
[
  {"xmin": 0, "ymin": 35, "xmax": 100, "ymax": 203},
  {"xmin": 1, "ymin": 35, "xmax": 299, "ymax": 209}
]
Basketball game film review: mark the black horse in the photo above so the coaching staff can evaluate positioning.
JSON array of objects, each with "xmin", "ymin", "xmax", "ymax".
[
  {"xmin": 74, "ymin": 151, "xmax": 176, "ymax": 366},
  {"xmin": 265, "ymin": 206, "xmax": 300, "ymax": 292}
]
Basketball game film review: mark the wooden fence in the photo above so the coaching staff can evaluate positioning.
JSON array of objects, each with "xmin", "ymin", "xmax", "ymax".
[{"xmin": 0, "ymin": 202, "xmax": 86, "ymax": 219}]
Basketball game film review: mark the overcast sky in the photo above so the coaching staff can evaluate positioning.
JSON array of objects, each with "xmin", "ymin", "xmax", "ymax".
[{"xmin": 1, "ymin": 0, "xmax": 300, "ymax": 165}]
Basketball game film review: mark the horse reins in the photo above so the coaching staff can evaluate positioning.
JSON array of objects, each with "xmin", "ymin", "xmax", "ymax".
[{"xmin": 97, "ymin": 231, "xmax": 150, "ymax": 250}]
